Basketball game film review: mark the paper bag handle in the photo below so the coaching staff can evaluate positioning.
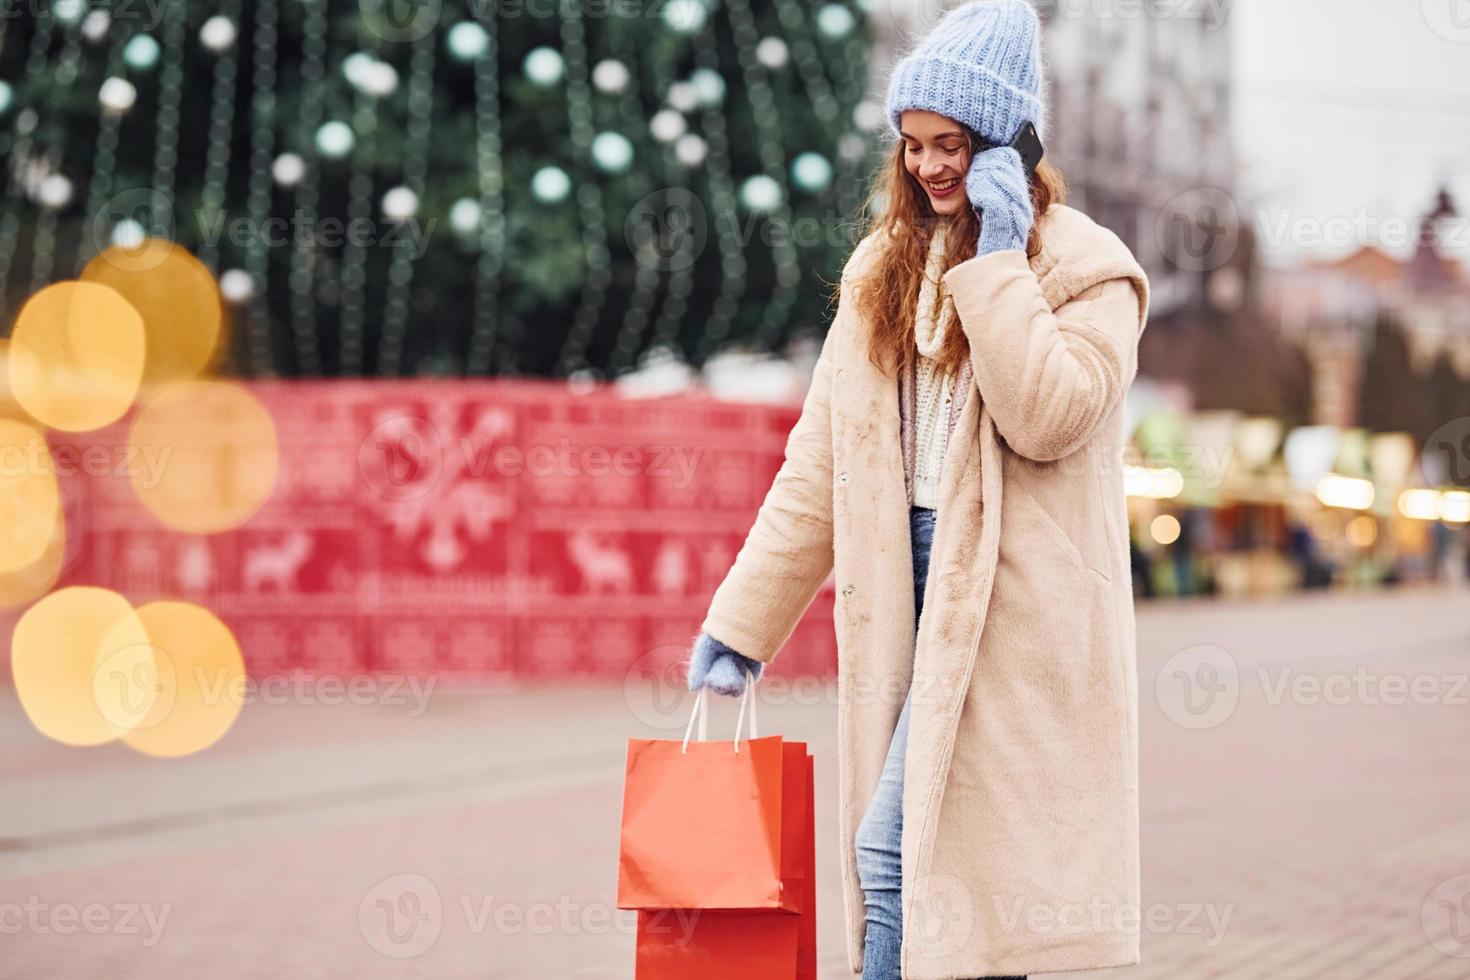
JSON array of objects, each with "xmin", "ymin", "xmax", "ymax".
[{"xmin": 681, "ymin": 669, "xmax": 760, "ymax": 754}]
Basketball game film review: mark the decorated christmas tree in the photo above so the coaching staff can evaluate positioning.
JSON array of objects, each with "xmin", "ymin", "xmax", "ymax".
[{"xmin": 0, "ymin": 0, "xmax": 880, "ymax": 379}]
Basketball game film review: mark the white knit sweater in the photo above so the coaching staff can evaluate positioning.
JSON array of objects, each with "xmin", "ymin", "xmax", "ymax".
[{"xmin": 912, "ymin": 223, "xmax": 957, "ymax": 508}]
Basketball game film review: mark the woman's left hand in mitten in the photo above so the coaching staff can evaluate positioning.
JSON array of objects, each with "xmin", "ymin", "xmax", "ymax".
[{"xmin": 965, "ymin": 145, "xmax": 1034, "ymax": 256}]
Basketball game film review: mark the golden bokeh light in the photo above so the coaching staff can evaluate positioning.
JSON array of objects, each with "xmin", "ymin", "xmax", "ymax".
[
  {"xmin": 0, "ymin": 419, "xmax": 61, "ymax": 574},
  {"xmin": 82, "ymin": 240, "xmax": 223, "ymax": 384},
  {"xmin": 123, "ymin": 602, "xmax": 246, "ymax": 758},
  {"xmin": 0, "ymin": 339, "xmax": 36, "ymax": 422},
  {"xmin": 128, "ymin": 380, "xmax": 279, "ymax": 533},
  {"xmin": 1150, "ymin": 513, "xmax": 1182, "ymax": 545},
  {"xmin": 1346, "ymin": 514, "xmax": 1378, "ymax": 548},
  {"xmin": 11, "ymin": 587, "xmax": 154, "ymax": 746},
  {"xmin": 7, "ymin": 281, "xmax": 146, "ymax": 432},
  {"xmin": 0, "ymin": 509, "xmax": 66, "ymax": 611}
]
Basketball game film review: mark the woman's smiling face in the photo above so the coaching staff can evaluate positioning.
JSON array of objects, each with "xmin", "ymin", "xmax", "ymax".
[{"xmin": 899, "ymin": 109, "xmax": 973, "ymax": 216}]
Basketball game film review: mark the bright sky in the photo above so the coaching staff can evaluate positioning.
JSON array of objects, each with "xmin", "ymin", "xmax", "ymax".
[{"xmin": 1231, "ymin": 0, "xmax": 1470, "ymax": 265}]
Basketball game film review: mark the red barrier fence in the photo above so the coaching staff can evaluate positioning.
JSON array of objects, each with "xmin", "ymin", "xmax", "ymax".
[{"xmin": 1, "ymin": 380, "xmax": 839, "ymax": 682}]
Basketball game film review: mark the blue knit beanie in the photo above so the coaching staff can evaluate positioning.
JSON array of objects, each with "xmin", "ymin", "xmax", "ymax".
[{"xmin": 886, "ymin": 0, "xmax": 1047, "ymax": 147}]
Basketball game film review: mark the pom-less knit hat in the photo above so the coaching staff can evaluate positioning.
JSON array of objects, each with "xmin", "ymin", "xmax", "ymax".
[{"xmin": 886, "ymin": 0, "xmax": 1047, "ymax": 147}]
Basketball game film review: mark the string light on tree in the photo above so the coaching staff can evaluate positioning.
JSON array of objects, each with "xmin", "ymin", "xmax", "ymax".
[
  {"xmin": 0, "ymin": 82, "xmax": 12, "ymax": 115},
  {"xmin": 192, "ymin": 0, "xmax": 242, "ymax": 273}
]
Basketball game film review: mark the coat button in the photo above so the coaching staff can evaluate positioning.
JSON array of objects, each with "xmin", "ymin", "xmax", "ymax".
[
  {"xmin": 842, "ymin": 584, "xmax": 855, "ymax": 597},
  {"xmin": 836, "ymin": 369, "xmax": 845, "ymax": 381},
  {"xmin": 838, "ymin": 472, "xmax": 849, "ymax": 485}
]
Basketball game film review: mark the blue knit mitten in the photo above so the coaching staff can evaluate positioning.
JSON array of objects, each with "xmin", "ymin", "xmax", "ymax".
[
  {"xmin": 965, "ymin": 145, "xmax": 1034, "ymax": 256},
  {"xmin": 686, "ymin": 631, "xmax": 764, "ymax": 697}
]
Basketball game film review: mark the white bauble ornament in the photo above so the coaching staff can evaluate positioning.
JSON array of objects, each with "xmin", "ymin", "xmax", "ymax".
[
  {"xmin": 690, "ymin": 68, "xmax": 725, "ymax": 107},
  {"xmin": 219, "ymin": 269, "xmax": 254, "ymax": 302},
  {"xmin": 200, "ymin": 15, "xmax": 238, "ymax": 52},
  {"xmin": 739, "ymin": 175, "xmax": 782, "ymax": 213},
  {"xmin": 756, "ymin": 37, "xmax": 789, "ymax": 69},
  {"xmin": 112, "ymin": 219, "xmax": 147, "ymax": 248},
  {"xmin": 449, "ymin": 198, "xmax": 481, "ymax": 235},
  {"xmin": 592, "ymin": 59, "xmax": 630, "ymax": 94},
  {"xmin": 649, "ymin": 109, "xmax": 686, "ymax": 143},
  {"xmin": 272, "ymin": 153, "xmax": 306, "ymax": 187},
  {"xmin": 524, "ymin": 47, "xmax": 565, "ymax": 86},
  {"xmin": 674, "ymin": 134, "xmax": 708, "ymax": 168},
  {"xmin": 447, "ymin": 22, "xmax": 490, "ymax": 61},
  {"xmin": 98, "ymin": 77, "xmax": 137, "ymax": 115},
  {"xmin": 666, "ymin": 81, "xmax": 698, "ymax": 113},
  {"xmin": 382, "ymin": 187, "xmax": 419, "ymax": 222},
  {"xmin": 37, "ymin": 174, "xmax": 74, "ymax": 210}
]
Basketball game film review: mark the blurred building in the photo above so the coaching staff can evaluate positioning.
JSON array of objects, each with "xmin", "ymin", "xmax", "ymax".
[{"xmin": 1258, "ymin": 188, "xmax": 1470, "ymax": 426}]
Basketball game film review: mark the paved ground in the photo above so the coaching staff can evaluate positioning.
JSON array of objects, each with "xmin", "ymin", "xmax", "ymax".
[{"xmin": 3, "ymin": 586, "xmax": 1470, "ymax": 979}]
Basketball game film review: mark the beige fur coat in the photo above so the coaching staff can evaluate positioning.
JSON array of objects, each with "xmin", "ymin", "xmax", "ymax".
[{"xmin": 701, "ymin": 202, "xmax": 1150, "ymax": 978}]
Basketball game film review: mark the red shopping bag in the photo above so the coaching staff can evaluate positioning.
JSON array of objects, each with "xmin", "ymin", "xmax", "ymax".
[
  {"xmin": 618, "ymin": 684, "xmax": 798, "ymax": 911},
  {"xmin": 635, "ymin": 908, "xmax": 799, "ymax": 979}
]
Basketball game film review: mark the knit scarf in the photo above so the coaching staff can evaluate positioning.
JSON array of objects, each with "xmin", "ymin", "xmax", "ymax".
[{"xmin": 899, "ymin": 221, "xmax": 974, "ymax": 506}]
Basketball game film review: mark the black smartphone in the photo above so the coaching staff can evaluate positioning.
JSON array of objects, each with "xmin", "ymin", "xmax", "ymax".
[{"xmin": 1010, "ymin": 120, "xmax": 1044, "ymax": 177}]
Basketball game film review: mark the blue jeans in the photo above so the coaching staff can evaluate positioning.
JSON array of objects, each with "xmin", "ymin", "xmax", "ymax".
[{"xmin": 854, "ymin": 505, "xmax": 1025, "ymax": 980}]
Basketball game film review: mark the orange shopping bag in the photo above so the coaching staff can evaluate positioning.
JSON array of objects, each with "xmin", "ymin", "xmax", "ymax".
[
  {"xmin": 623, "ymin": 680, "xmax": 817, "ymax": 978},
  {"xmin": 618, "ymin": 681, "xmax": 799, "ymax": 911},
  {"xmin": 631, "ymin": 747, "xmax": 817, "ymax": 978}
]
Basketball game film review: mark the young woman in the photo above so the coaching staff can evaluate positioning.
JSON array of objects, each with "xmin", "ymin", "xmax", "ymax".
[{"xmin": 686, "ymin": 2, "xmax": 1150, "ymax": 977}]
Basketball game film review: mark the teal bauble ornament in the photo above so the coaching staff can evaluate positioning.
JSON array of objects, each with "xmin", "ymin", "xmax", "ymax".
[
  {"xmin": 123, "ymin": 34, "xmax": 160, "ymax": 71},
  {"xmin": 790, "ymin": 152, "xmax": 833, "ymax": 192},
  {"xmin": 315, "ymin": 120, "xmax": 355, "ymax": 159},
  {"xmin": 531, "ymin": 166, "xmax": 572, "ymax": 203},
  {"xmin": 592, "ymin": 132, "xmax": 634, "ymax": 174}
]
